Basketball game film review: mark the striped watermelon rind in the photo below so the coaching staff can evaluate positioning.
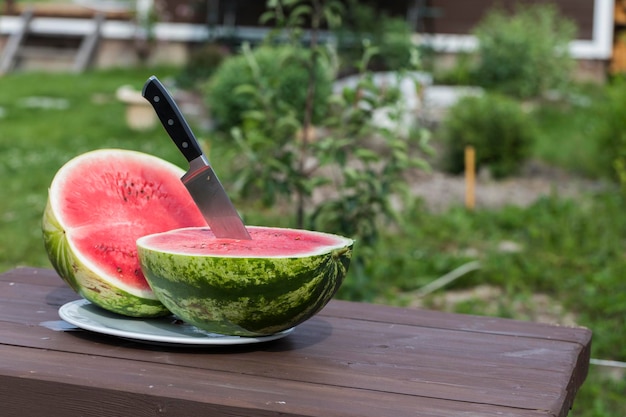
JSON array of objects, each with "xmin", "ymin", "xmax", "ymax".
[
  {"xmin": 42, "ymin": 200, "xmax": 168, "ymax": 316},
  {"xmin": 137, "ymin": 226, "xmax": 353, "ymax": 336}
]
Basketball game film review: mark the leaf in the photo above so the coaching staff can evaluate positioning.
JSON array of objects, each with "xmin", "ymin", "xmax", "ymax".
[
  {"xmin": 259, "ymin": 11, "xmax": 276, "ymax": 25},
  {"xmin": 275, "ymin": 110, "xmax": 300, "ymax": 128},
  {"xmin": 389, "ymin": 139, "xmax": 408, "ymax": 152},
  {"xmin": 241, "ymin": 110, "xmax": 267, "ymax": 122},
  {"xmin": 343, "ymin": 167, "xmax": 359, "ymax": 183},
  {"xmin": 354, "ymin": 148, "xmax": 381, "ymax": 163},
  {"xmin": 230, "ymin": 127, "xmax": 256, "ymax": 159},
  {"xmin": 282, "ymin": 0, "xmax": 304, "ymax": 6},
  {"xmin": 290, "ymin": 4, "xmax": 313, "ymax": 20},
  {"xmin": 392, "ymin": 149, "xmax": 409, "ymax": 165},
  {"xmin": 313, "ymin": 137, "xmax": 334, "ymax": 152},
  {"xmin": 233, "ymin": 84, "xmax": 260, "ymax": 98},
  {"xmin": 324, "ymin": 9, "xmax": 342, "ymax": 29}
]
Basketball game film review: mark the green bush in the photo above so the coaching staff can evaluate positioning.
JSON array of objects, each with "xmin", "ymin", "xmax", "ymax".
[
  {"xmin": 205, "ymin": 45, "xmax": 332, "ymax": 132},
  {"xmin": 472, "ymin": 3, "xmax": 576, "ymax": 98},
  {"xmin": 441, "ymin": 93, "xmax": 535, "ymax": 179}
]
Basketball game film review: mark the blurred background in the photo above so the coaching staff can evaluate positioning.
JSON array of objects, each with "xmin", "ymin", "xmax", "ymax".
[{"xmin": 1, "ymin": 1, "xmax": 625, "ymax": 415}]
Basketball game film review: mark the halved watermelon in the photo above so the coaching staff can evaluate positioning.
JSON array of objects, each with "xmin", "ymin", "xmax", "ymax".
[
  {"xmin": 137, "ymin": 226, "xmax": 353, "ymax": 336},
  {"xmin": 42, "ymin": 149, "xmax": 206, "ymax": 317}
]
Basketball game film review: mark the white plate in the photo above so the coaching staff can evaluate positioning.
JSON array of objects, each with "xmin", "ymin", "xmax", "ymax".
[{"xmin": 58, "ymin": 299, "xmax": 294, "ymax": 346}]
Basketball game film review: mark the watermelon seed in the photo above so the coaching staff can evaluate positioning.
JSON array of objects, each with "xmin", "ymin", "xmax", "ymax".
[{"xmin": 88, "ymin": 285, "xmax": 101, "ymax": 294}]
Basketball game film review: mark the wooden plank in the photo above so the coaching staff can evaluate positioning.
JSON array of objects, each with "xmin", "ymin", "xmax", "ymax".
[
  {"xmin": 0, "ymin": 318, "xmax": 582, "ymax": 413},
  {"xmin": 1, "ymin": 270, "xmax": 590, "ymax": 362},
  {"xmin": 319, "ymin": 299, "xmax": 591, "ymax": 345},
  {"xmin": 17, "ymin": 47, "xmax": 78, "ymax": 60},
  {"xmin": 0, "ymin": 9, "xmax": 33, "ymax": 74},
  {"xmin": 0, "ymin": 266, "xmax": 67, "ymax": 286},
  {"xmin": 0, "ymin": 313, "xmax": 585, "ymax": 386},
  {"xmin": 428, "ymin": 0, "xmax": 595, "ymax": 40},
  {"xmin": 0, "ymin": 268, "xmax": 591, "ymax": 417},
  {"xmin": 73, "ymin": 12, "xmax": 104, "ymax": 73},
  {"xmin": 5, "ymin": 3, "xmax": 131, "ymax": 20},
  {"xmin": 1, "ymin": 268, "xmax": 593, "ymax": 344},
  {"xmin": 0, "ymin": 344, "xmax": 550, "ymax": 417}
]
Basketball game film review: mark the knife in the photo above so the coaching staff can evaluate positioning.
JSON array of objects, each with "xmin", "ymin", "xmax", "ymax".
[{"xmin": 142, "ymin": 76, "xmax": 251, "ymax": 240}]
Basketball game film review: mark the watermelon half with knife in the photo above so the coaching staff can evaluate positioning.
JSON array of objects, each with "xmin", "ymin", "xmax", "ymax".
[{"xmin": 42, "ymin": 149, "xmax": 353, "ymax": 329}]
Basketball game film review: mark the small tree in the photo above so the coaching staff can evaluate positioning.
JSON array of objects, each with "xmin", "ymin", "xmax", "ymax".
[{"xmin": 217, "ymin": 0, "xmax": 432, "ymax": 299}]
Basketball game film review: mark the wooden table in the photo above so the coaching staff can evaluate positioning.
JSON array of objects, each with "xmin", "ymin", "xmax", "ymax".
[{"xmin": 0, "ymin": 267, "xmax": 591, "ymax": 417}]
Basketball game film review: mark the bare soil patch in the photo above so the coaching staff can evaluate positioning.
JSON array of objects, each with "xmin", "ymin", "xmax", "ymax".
[{"xmin": 408, "ymin": 159, "xmax": 610, "ymax": 212}]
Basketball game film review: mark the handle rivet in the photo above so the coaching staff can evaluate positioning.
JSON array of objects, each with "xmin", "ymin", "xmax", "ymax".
[
  {"xmin": 182, "ymin": 141, "xmax": 189, "ymax": 148},
  {"xmin": 167, "ymin": 119, "xmax": 174, "ymax": 126},
  {"xmin": 153, "ymin": 96, "xmax": 160, "ymax": 103}
]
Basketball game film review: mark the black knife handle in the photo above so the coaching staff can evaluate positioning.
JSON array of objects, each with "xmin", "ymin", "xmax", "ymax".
[{"xmin": 142, "ymin": 76, "xmax": 202, "ymax": 162}]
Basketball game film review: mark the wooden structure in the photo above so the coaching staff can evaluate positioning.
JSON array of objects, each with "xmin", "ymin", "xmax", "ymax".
[
  {"xmin": 1, "ymin": 267, "xmax": 591, "ymax": 416},
  {"xmin": 612, "ymin": 0, "xmax": 626, "ymax": 73},
  {"xmin": 0, "ymin": 1, "xmax": 615, "ymax": 78},
  {"xmin": 0, "ymin": 5, "xmax": 109, "ymax": 74},
  {"xmin": 410, "ymin": 0, "xmax": 621, "ymax": 77},
  {"xmin": 405, "ymin": 0, "xmax": 596, "ymax": 40}
]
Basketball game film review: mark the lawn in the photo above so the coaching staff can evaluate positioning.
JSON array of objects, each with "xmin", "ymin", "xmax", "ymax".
[
  {"xmin": 0, "ymin": 68, "xmax": 624, "ymax": 416},
  {"xmin": 0, "ymin": 67, "xmax": 223, "ymax": 271}
]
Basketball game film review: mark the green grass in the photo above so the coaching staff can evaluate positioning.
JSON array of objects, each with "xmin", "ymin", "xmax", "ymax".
[
  {"xmin": 351, "ymin": 196, "xmax": 626, "ymax": 417},
  {"xmin": 0, "ymin": 67, "xmax": 230, "ymax": 271},
  {"xmin": 530, "ymin": 87, "xmax": 608, "ymax": 178},
  {"xmin": 0, "ymin": 68, "xmax": 624, "ymax": 416}
]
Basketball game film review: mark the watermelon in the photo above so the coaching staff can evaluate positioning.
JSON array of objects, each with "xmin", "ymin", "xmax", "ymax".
[
  {"xmin": 136, "ymin": 226, "xmax": 353, "ymax": 336},
  {"xmin": 42, "ymin": 149, "xmax": 207, "ymax": 317}
]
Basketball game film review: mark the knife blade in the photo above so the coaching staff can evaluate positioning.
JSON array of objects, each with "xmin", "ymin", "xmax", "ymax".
[{"xmin": 142, "ymin": 75, "xmax": 251, "ymax": 240}]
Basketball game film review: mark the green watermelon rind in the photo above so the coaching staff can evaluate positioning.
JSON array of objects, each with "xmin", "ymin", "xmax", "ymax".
[
  {"xmin": 42, "ymin": 199, "xmax": 169, "ymax": 317},
  {"xmin": 137, "ymin": 228, "xmax": 353, "ymax": 336}
]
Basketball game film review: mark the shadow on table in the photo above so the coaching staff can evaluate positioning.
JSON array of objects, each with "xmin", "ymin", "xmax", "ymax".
[{"xmin": 60, "ymin": 316, "xmax": 333, "ymax": 354}]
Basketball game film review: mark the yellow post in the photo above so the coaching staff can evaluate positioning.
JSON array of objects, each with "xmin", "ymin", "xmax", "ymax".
[{"xmin": 465, "ymin": 146, "xmax": 475, "ymax": 210}]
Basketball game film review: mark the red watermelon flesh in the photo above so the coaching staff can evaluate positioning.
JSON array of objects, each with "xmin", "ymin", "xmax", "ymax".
[
  {"xmin": 141, "ymin": 227, "xmax": 341, "ymax": 257},
  {"xmin": 59, "ymin": 163, "xmax": 206, "ymax": 291}
]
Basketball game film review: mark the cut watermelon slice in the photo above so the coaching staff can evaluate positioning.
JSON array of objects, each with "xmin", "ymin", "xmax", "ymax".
[{"xmin": 42, "ymin": 149, "xmax": 206, "ymax": 317}]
